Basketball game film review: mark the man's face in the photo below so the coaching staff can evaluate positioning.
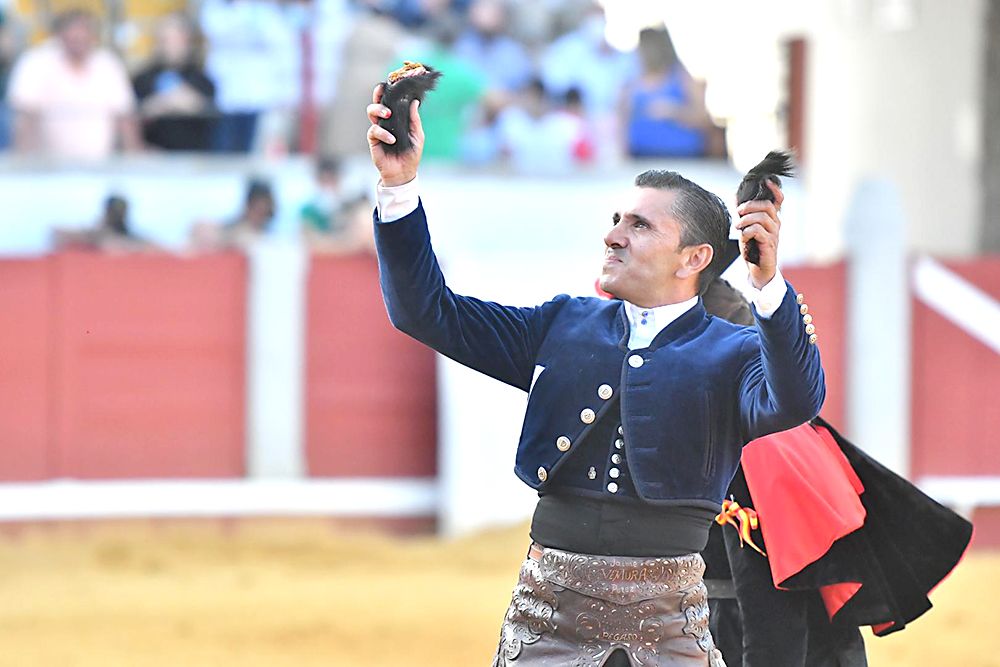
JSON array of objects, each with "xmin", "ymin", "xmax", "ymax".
[
  {"xmin": 246, "ymin": 196, "xmax": 275, "ymax": 229},
  {"xmin": 599, "ymin": 187, "xmax": 702, "ymax": 307},
  {"xmin": 59, "ymin": 17, "xmax": 96, "ymax": 62}
]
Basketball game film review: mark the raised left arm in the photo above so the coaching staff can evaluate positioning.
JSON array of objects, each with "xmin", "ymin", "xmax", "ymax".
[
  {"xmin": 735, "ymin": 180, "xmax": 825, "ymax": 438},
  {"xmin": 738, "ymin": 282, "xmax": 826, "ymax": 441}
]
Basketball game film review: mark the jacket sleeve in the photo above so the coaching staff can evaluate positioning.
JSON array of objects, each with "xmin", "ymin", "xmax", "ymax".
[
  {"xmin": 373, "ymin": 200, "xmax": 568, "ymax": 391},
  {"xmin": 737, "ymin": 281, "xmax": 826, "ymax": 441}
]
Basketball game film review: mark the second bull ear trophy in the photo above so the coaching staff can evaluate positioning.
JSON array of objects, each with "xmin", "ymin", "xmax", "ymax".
[
  {"xmin": 378, "ymin": 61, "xmax": 442, "ymax": 155},
  {"xmin": 735, "ymin": 150, "xmax": 795, "ymax": 265}
]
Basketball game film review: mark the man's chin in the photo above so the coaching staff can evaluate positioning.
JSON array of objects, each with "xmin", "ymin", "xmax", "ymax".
[{"xmin": 598, "ymin": 276, "xmax": 618, "ymax": 298}]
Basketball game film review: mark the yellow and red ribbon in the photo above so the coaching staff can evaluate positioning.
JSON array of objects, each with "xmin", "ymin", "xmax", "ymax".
[{"xmin": 715, "ymin": 498, "xmax": 767, "ymax": 557}]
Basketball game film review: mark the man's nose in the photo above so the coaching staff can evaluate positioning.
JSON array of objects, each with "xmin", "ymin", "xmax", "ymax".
[{"xmin": 604, "ymin": 225, "xmax": 626, "ymax": 249}]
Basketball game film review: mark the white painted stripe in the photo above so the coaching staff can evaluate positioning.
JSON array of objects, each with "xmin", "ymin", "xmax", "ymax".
[
  {"xmin": 913, "ymin": 256, "xmax": 1000, "ymax": 355},
  {"xmin": 918, "ymin": 475, "xmax": 1000, "ymax": 518},
  {"xmin": 918, "ymin": 476, "xmax": 1000, "ymax": 505},
  {"xmin": 0, "ymin": 478, "xmax": 437, "ymax": 522}
]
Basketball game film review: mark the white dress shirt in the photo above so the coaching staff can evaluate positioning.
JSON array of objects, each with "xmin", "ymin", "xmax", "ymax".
[{"xmin": 376, "ymin": 177, "xmax": 788, "ymax": 339}]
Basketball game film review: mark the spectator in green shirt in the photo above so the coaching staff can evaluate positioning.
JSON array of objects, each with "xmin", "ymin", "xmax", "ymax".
[{"xmin": 408, "ymin": 22, "xmax": 486, "ymax": 162}]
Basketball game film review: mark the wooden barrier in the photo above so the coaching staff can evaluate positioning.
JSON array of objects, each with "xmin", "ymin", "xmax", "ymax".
[
  {"xmin": 305, "ymin": 254, "xmax": 437, "ymax": 477},
  {"xmin": 7, "ymin": 249, "xmax": 1000, "ymax": 527},
  {"xmin": 0, "ymin": 260, "xmax": 53, "ymax": 481},
  {"xmin": 0, "ymin": 253, "xmax": 247, "ymax": 480}
]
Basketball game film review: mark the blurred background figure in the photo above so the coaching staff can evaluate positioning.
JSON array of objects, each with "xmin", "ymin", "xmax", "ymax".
[
  {"xmin": 623, "ymin": 26, "xmax": 721, "ymax": 159},
  {"xmin": 0, "ymin": 8, "xmax": 22, "ymax": 151},
  {"xmin": 52, "ymin": 194, "xmax": 152, "ymax": 252},
  {"xmin": 6, "ymin": 9, "xmax": 141, "ymax": 160},
  {"xmin": 190, "ymin": 177, "xmax": 276, "ymax": 250},
  {"xmin": 377, "ymin": 0, "xmax": 464, "ymax": 30},
  {"xmin": 199, "ymin": 0, "xmax": 297, "ymax": 153},
  {"xmin": 495, "ymin": 78, "xmax": 591, "ymax": 174},
  {"xmin": 539, "ymin": 2, "xmax": 637, "ymax": 160},
  {"xmin": 319, "ymin": 1, "xmax": 402, "ymax": 157},
  {"xmin": 132, "ymin": 13, "xmax": 216, "ymax": 152},
  {"xmin": 299, "ymin": 155, "xmax": 360, "ymax": 252},
  {"xmin": 453, "ymin": 0, "xmax": 531, "ymax": 94},
  {"xmin": 410, "ymin": 16, "xmax": 486, "ymax": 162}
]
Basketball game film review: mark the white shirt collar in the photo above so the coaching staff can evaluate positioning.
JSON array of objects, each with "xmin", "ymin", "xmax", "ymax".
[{"xmin": 624, "ymin": 295, "xmax": 699, "ymax": 350}]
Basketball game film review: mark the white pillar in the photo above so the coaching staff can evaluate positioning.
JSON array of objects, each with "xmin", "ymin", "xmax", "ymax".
[
  {"xmin": 845, "ymin": 179, "xmax": 911, "ymax": 476},
  {"xmin": 245, "ymin": 241, "xmax": 308, "ymax": 478}
]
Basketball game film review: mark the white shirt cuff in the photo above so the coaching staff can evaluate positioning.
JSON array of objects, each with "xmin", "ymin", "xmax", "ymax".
[
  {"xmin": 747, "ymin": 267, "xmax": 788, "ymax": 319},
  {"xmin": 376, "ymin": 175, "xmax": 420, "ymax": 222}
]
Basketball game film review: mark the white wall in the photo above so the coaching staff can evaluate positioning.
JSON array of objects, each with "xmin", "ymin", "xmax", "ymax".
[{"xmin": 806, "ymin": 0, "xmax": 985, "ymax": 258}]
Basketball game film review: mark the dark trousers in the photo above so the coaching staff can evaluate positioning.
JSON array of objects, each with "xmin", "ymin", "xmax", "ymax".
[
  {"xmin": 721, "ymin": 469, "xmax": 868, "ymax": 667},
  {"xmin": 604, "ymin": 650, "xmax": 630, "ymax": 666},
  {"xmin": 212, "ymin": 111, "xmax": 259, "ymax": 153}
]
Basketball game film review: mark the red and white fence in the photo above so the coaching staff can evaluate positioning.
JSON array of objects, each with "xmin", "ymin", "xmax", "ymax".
[{"xmin": 0, "ymin": 248, "xmax": 996, "ymax": 544}]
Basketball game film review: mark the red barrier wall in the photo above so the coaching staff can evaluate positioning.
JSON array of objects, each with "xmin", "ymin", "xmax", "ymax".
[
  {"xmin": 783, "ymin": 263, "xmax": 847, "ymax": 426},
  {"xmin": 0, "ymin": 253, "xmax": 247, "ymax": 481},
  {"xmin": 12, "ymin": 251, "xmax": 997, "ymax": 488},
  {"xmin": 305, "ymin": 254, "xmax": 437, "ymax": 477},
  {"xmin": 0, "ymin": 260, "xmax": 53, "ymax": 481},
  {"xmin": 911, "ymin": 259, "xmax": 1000, "ymax": 478}
]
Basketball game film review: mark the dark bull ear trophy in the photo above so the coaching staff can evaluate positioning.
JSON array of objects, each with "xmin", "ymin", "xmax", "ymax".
[
  {"xmin": 378, "ymin": 61, "xmax": 442, "ymax": 155},
  {"xmin": 735, "ymin": 150, "xmax": 795, "ymax": 266}
]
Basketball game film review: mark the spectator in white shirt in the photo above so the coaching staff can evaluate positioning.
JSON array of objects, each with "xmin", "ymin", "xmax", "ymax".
[{"xmin": 6, "ymin": 9, "xmax": 140, "ymax": 160}]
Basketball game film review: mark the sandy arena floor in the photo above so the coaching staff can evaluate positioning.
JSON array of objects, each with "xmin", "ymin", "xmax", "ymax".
[{"xmin": 0, "ymin": 519, "xmax": 994, "ymax": 667}]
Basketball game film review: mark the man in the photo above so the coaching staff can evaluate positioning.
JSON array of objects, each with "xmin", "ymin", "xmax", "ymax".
[
  {"xmin": 7, "ymin": 9, "xmax": 141, "ymax": 160},
  {"xmin": 189, "ymin": 178, "xmax": 276, "ymax": 252},
  {"xmin": 701, "ymin": 277, "xmax": 970, "ymax": 667},
  {"xmin": 366, "ymin": 87, "xmax": 825, "ymax": 666}
]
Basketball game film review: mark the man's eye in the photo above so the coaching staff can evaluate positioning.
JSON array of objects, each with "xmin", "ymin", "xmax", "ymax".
[{"xmin": 633, "ymin": 221, "xmax": 648, "ymax": 229}]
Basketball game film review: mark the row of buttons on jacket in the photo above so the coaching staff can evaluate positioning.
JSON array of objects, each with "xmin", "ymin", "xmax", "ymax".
[
  {"xmin": 797, "ymin": 293, "xmax": 818, "ymax": 345},
  {"xmin": 609, "ymin": 424, "xmax": 624, "ymax": 493},
  {"xmin": 586, "ymin": 424, "xmax": 625, "ymax": 493},
  {"xmin": 536, "ymin": 382, "xmax": 618, "ymax": 483}
]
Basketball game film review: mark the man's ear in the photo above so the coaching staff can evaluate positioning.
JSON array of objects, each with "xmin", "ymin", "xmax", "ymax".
[{"xmin": 676, "ymin": 243, "xmax": 714, "ymax": 279}]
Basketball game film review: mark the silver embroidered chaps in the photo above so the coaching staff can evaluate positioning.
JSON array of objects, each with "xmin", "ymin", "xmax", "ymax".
[{"xmin": 492, "ymin": 545, "xmax": 727, "ymax": 667}]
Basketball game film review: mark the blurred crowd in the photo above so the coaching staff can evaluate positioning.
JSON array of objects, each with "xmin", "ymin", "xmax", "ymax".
[{"xmin": 0, "ymin": 0, "xmax": 725, "ymax": 253}]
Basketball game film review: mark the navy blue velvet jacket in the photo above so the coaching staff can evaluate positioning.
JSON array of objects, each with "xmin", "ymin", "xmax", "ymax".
[{"xmin": 374, "ymin": 202, "xmax": 826, "ymax": 512}]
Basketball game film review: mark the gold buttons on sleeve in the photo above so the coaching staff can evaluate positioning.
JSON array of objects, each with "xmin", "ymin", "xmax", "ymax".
[
  {"xmin": 537, "ymin": 466, "xmax": 548, "ymax": 482},
  {"xmin": 598, "ymin": 384, "xmax": 613, "ymax": 400},
  {"xmin": 556, "ymin": 436, "xmax": 571, "ymax": 452},
  {"xmin": 580, "ymin": 408, "xmax": 596, "ymax": 424},
  {"xmin": 797, "ymin": 294, "xmax": 818, "ymax": 343}
]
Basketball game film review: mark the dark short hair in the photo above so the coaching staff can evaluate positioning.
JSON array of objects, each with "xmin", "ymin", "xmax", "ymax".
[
  {"xmin": 316, "ymin": 155, "xmax": 342, "ymax": 177},
  {"xmin": 633, "ymin": 169, "xmax": 731, "ymax": 291},
  {"xmin": 52, "ymin": 8, "xmax": 96, "ymax": 34},
  {"xmin": 245, "ymin": 178, "xmax": 273, "ymax": 203}
]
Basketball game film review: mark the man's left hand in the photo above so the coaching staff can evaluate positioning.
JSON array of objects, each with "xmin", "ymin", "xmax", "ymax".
[{"xmin": 736, "ymin": 180, "xmax": 784, "ymax": 289}]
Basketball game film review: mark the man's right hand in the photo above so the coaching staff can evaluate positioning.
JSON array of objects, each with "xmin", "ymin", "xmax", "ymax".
[{"xmin": 367, "ymin": 84, "xmax": 423, "ymax": 187}]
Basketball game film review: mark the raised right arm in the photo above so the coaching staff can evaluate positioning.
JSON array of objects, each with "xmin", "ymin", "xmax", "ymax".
[
  {"xmin": 367, "ymin": 84, "xmax": 566, "ymax": 390},
  {"xmin": 375, "ymin": 199, "xmax": 568, "ymax": 390}
]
